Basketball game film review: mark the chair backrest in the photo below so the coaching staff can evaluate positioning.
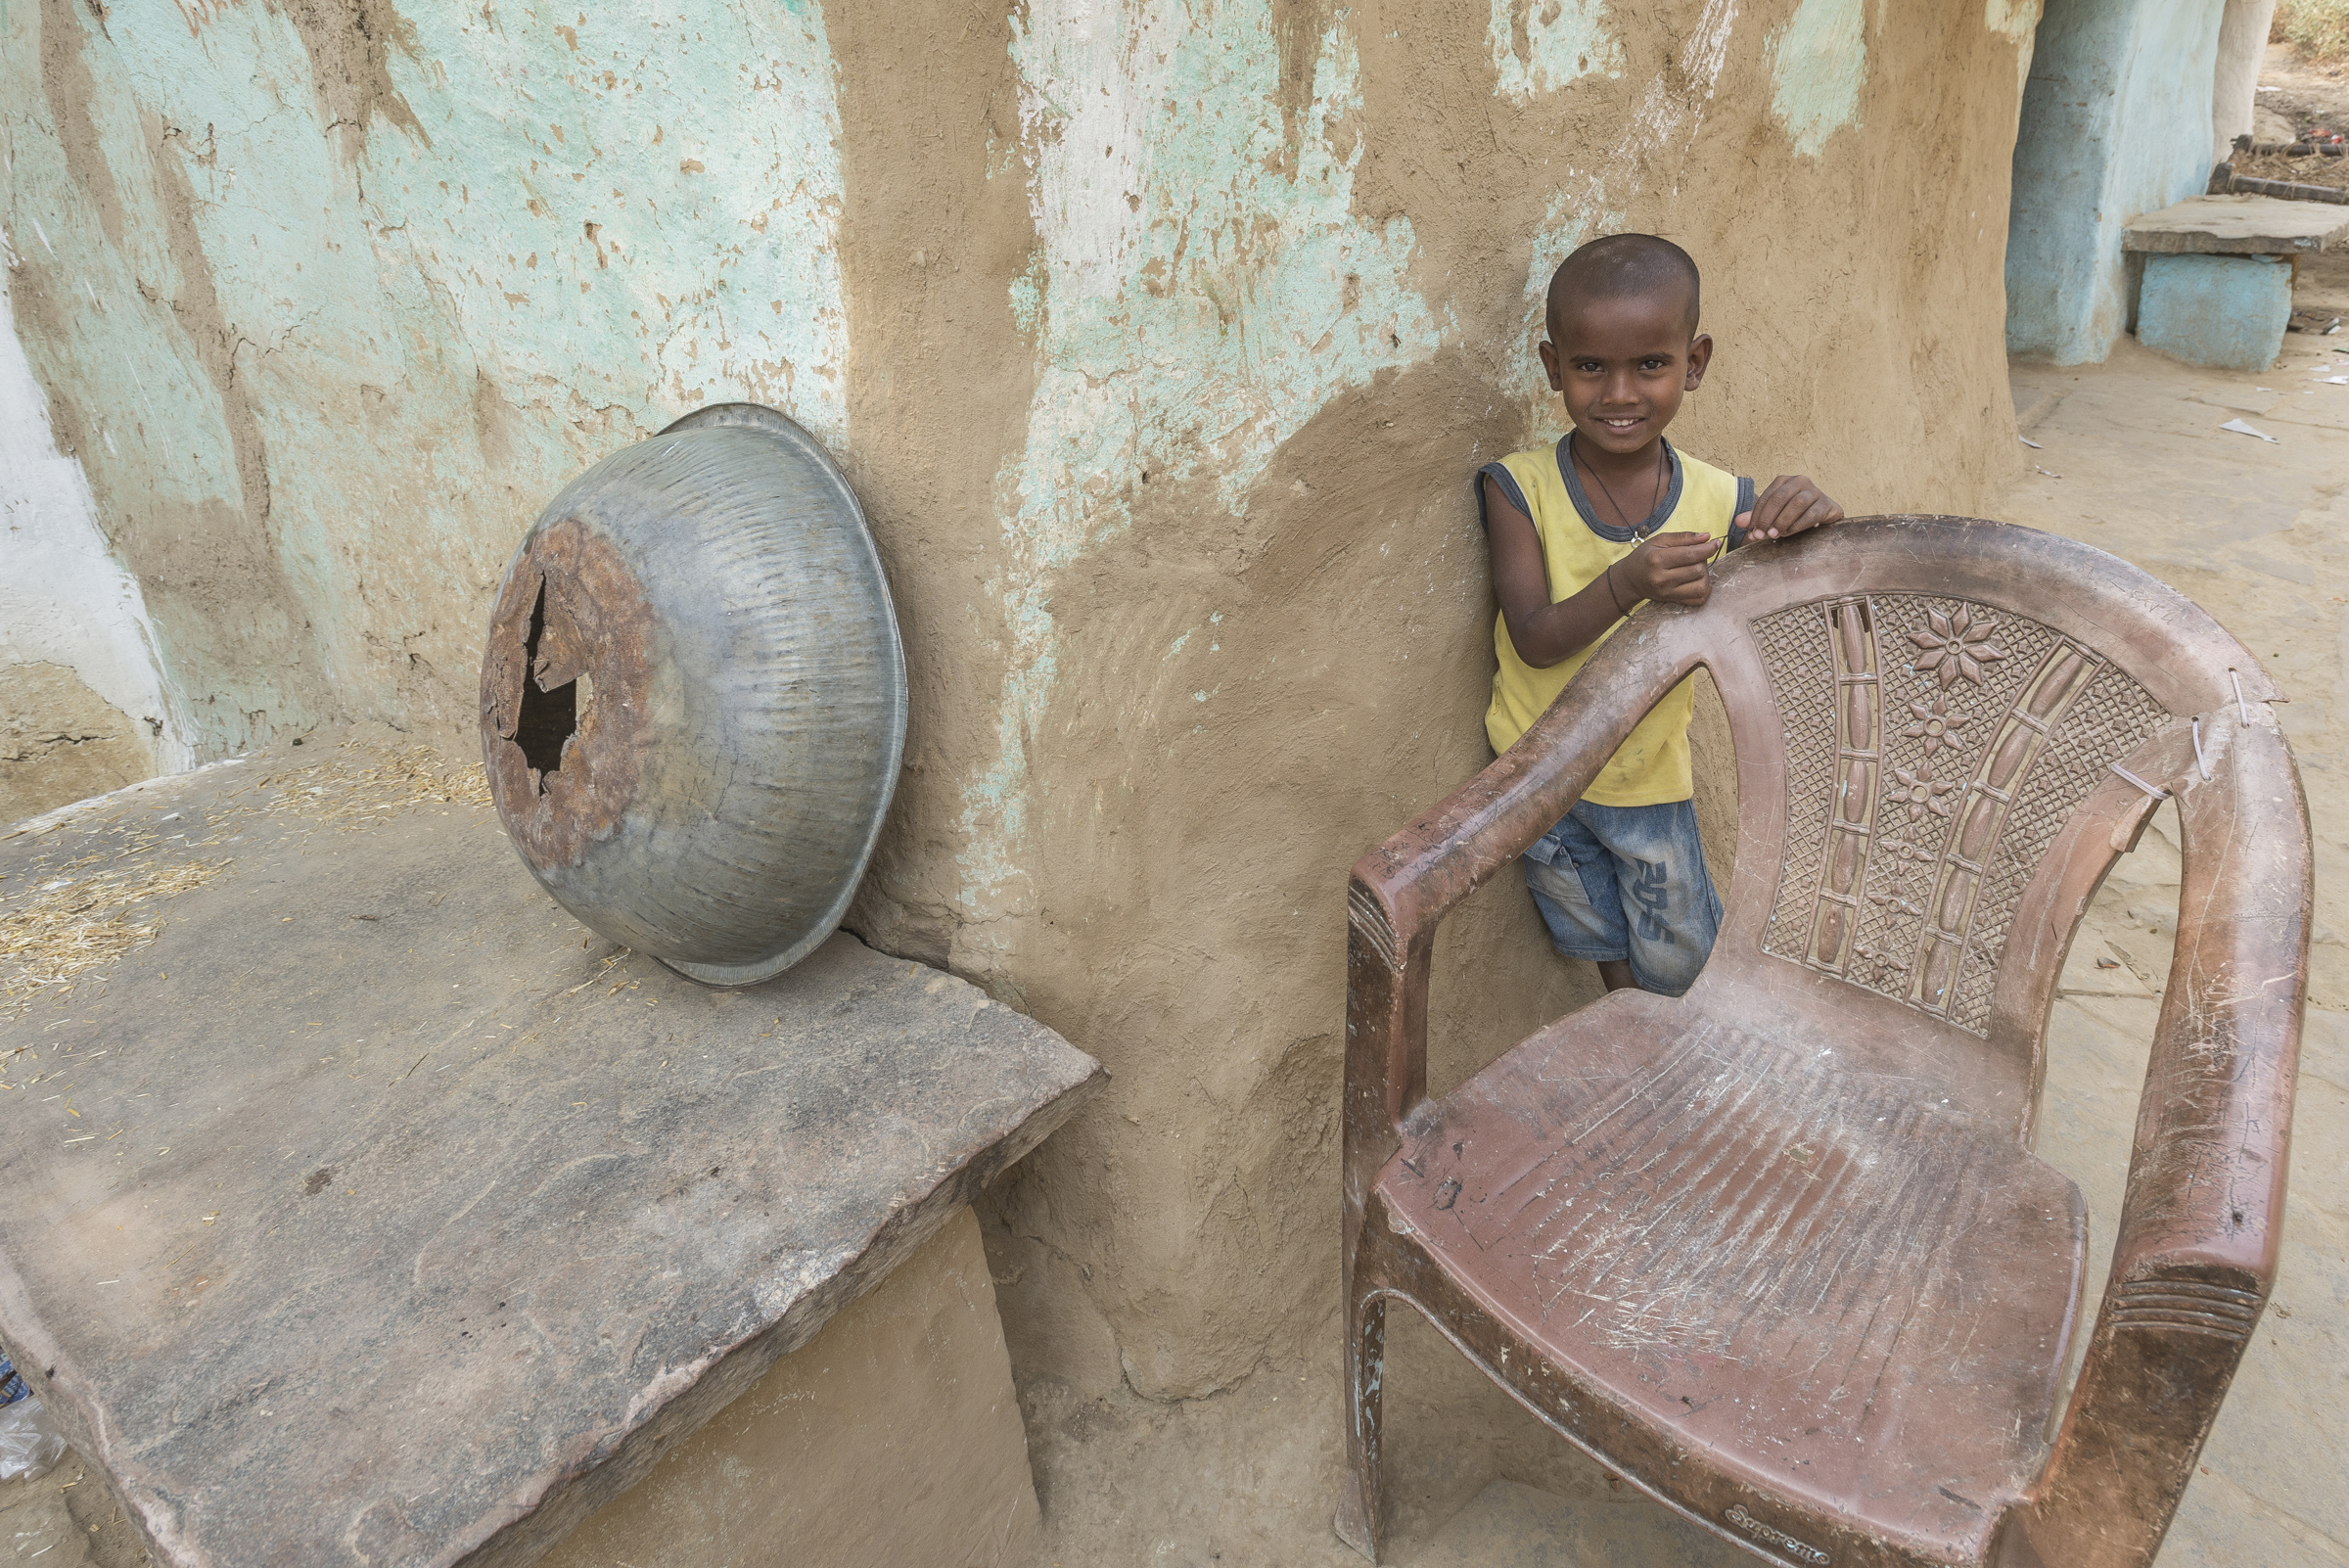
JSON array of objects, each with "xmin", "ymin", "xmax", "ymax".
[
  {"xmin": 1689, "ymin": 518, "xmax": 2278, "ymax": 1114},
  {"xmin": 1750, "ymin": 592, "xmax": 2167, "ymax": 1031}
]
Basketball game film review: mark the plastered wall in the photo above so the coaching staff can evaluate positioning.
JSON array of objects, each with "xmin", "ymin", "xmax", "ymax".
[
  {"xmin": 2211, "ymin": 0, "xmax": 2280, "ymax": 162},
  {"xmin": 2004, "ymin": 0, "xmax": 2229, "ymax": 363},
  {"xmin": 536, "ymin": 1207, "xmax": 1040, "ymax": 1568},
  {"xmin": 5, "ymin": 0, "xmax": 2039, "ymax": 1400}
]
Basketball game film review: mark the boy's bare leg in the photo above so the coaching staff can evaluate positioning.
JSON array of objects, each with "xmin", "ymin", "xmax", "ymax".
[{"xmin": 1596, "ymin": 959, "xmax": 1640, "ymax": 992}]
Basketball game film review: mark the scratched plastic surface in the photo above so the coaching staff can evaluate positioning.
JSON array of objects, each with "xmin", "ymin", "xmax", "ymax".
[{"xmin": 1339, "ymin": 518, "xmax": 2309, "ymax": 1568}]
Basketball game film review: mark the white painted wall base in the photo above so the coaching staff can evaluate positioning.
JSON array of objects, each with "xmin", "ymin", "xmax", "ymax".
[
  {"xmin": 2212, "ymin": 0, "xmax": 2280, "ymax": 162},
  {"xmin": 0, "ymin": 264, "xmax": 186, "ymax": 781}
]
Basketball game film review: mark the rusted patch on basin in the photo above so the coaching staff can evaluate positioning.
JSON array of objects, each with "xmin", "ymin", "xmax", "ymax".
[{"xmin": 480, "ymin": 517, "xmax": 652, "ymax": 868}]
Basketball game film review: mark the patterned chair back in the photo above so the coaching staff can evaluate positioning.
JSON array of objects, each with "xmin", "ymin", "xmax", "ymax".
[{"xmin": 1750, "ymin": 592, "xmax": 2170, "ymax": 1038}]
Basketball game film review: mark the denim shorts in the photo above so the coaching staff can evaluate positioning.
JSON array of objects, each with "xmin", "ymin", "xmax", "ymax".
[{"xmin": 1522, "ymin": 798, "xmax": 1723, "ymax": 997}]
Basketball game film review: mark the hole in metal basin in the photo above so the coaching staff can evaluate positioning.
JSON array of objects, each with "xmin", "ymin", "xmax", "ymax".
[{"xmin": 514, "ymin": 577, "xmax": 579, "ymax": 790}]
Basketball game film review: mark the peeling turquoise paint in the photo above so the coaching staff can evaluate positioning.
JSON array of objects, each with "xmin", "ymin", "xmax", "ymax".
[
  {"xmin": 1, "ymin": 0, "xmax": 846, "ymax": 755},
  {"xmin": 955, "ymin": 0, "xmax": 1450, "ymax": 910},
  {"xmin": 1770, "ymin": 0, "xmax": 1868, "ymax": 158},
  {"xmin": 1007, "ymin": 267, "xmax": 1045, "ymax": 336},
  {"xmin": 1514, "ymin": 191, "xmax": 1621, "ymax": 440},
  {"xmin": 1501, "ymin": 0, "xmax": 1736, "ymax": 431},
  {"xmin": 367, "ymin": 5, "xmax": 849, "ymax": 432},
  {"xmin": 1487, "ymin": 0, "xmax": 1619, "ymax": 103},
  {"xmin": 1479, "ymin": 0, "xmax": 1629, "ymax": 432}
]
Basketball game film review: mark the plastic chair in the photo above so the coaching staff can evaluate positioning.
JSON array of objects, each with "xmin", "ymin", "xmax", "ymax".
[{"xmin": 1337, "ymin": 518, "xmax": 2308, "ymax": 1567}]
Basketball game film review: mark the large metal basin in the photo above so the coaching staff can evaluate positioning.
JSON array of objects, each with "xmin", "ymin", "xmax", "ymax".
[{"xmin": 478, "ymin": 403, "xmax": 906, "ymax": 984}]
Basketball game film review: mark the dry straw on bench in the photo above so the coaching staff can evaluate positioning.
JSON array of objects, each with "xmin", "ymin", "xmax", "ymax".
[{"xmin": 0, "ymin": 743, "xmax": 491, "ymax": 1020}]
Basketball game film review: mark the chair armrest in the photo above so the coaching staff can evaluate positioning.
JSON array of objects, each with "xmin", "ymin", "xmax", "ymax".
[
  {"xmin": 1342, "ymin": 606, "xmax": 1708, "ymax": 1182},
  {"xmin": 2005, "ymin": 704, "xmax": 2310, "ymax": 1568}
]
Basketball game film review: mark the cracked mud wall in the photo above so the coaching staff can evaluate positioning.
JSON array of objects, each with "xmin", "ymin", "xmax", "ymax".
[
  {"xmin": 6, "ymin": 0, "xmax": 2038, "ymax": 1403},
  {"xmin": 833, "ymin": 0, "xmax": 2040, "ymax": 1401},
  {"xmin": 3, "ymin": 0, "xmax": 849, "ymax": 782}
]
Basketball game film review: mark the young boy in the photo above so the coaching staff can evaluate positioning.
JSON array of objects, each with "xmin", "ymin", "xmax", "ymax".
[{"xmin": 1477, "ymin": 233, "xmax": 1842, "ymax": 997}]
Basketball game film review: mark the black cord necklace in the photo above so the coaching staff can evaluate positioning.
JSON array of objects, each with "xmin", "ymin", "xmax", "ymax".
[{"xmin": 1573, "ymin": 433, "xmax": 1669, "ymax": 538}]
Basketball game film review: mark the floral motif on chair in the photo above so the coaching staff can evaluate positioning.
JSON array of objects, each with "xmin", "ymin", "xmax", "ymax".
[{"xmin": 1911, "ymin": 606, "xmax": 2008, "ymax": 686}]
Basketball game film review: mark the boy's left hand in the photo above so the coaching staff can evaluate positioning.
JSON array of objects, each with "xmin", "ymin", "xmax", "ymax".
[{"xmin": 1737, "ymin": 475, "xmax": 1844, "ymax": 542}]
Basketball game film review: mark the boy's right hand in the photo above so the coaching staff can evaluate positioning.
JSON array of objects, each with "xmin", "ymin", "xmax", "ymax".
[{"xmin": 1614, "ymin": 530, "xmax": 1717, "ymax": 608}]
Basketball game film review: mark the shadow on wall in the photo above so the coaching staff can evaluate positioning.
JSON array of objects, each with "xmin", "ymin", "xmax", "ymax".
[{"xmin": 2005, "ymin": 0, "xmax": 2233, "ymax": 363}]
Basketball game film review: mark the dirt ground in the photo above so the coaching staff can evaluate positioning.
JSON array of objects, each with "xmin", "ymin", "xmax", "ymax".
[
  {"xmin": 0, "ymin": 1446, "xmax": 150, "ymax": 1565},
  {"xmin": 2234, "ymin": 45, "xmax": 2349, "ymax": 283},
  {"xmin": 2256, "ymin": 39, "xmax": 2349, "ymax": 143},
  {"xmin": 2233, "ymin": 143, "xmax": 2348, "ymax": 196}
]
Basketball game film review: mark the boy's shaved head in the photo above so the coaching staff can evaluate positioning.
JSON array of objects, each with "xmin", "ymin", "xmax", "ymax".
[{"xmin": 1547, "ymin": 234, "xmax": 1701, "ymax": 336}]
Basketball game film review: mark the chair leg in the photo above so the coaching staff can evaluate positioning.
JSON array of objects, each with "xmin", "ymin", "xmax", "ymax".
[{"xmin": 1334, "ymin": 1290, "xmax": 1387, "ymax": 1561}]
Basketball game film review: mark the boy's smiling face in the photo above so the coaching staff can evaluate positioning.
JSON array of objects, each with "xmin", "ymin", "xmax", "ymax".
[{"xmin": 1539, "ymin": 289, "xmax": 1714, "ymax": 460}]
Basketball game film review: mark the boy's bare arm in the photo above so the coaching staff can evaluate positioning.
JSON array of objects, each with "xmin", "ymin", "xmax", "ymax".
[
  {"xmin": 1736, "ymin": 475, "xmax": 1844, "ymax": 540},
  {"xmin": 1485, "ymin": 476, "xmax": 1716, "ymax": 669}
]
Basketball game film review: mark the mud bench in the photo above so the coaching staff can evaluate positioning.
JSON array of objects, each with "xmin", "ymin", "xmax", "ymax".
[
  {"xmin": 0, "ymin": 751, "xmax": 1102, "ymax": 1568},
  {"xmin": 2122, "ymin": 193, "xmax": 2349, "ymax": 369}
]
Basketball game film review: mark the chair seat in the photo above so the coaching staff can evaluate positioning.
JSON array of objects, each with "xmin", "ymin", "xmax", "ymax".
[{"xmin": 1377, "ymin": 992, "xmax": 2087, "ymax": 1564}]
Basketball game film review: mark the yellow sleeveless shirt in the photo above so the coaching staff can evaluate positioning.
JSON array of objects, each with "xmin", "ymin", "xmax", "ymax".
[{"xmin": 1479, "ymin": 438, "xmax": 1752, "ymax": 807}]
